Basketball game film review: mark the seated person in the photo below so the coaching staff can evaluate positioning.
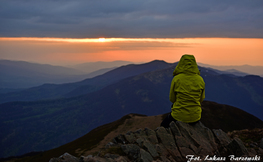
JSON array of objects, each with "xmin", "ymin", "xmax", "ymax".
[{"xmin": 161, "ymin": 54, "xmax": 205, "ymax": 128}]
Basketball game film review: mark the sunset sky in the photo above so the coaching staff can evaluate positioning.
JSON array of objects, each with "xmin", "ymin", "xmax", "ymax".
[{"xmin": 0, "ymin": 0, "xmax": 263, "ymax": 66}]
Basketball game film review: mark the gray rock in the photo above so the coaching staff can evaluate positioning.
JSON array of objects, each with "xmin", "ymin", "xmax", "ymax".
[
  {"xmin": 139, "ymin": 148, "xmax": 153, "ymax": 162},
  {"xmin": 105, "ymin": 142, "xmax": 116, "ymax": 149},
  {"xmin": 80, "ymin": 156, "xmax": 115, "ymax": 162},
  {"xmin": 79, "ymin": 155, "xmax": 94, "ymax": 162},
  {"xmin": 258, "ymin": 147, "xmax": 263, "ymax": 155},
  {"xmin": 156, "ymin": 127, "xmax": 182, "ymax": 161},
  {"xmin": 136, "ymin": 137, "xmax": 144, "ymax": 147},
  {"xmin": 144, "ymin": 127, "xmax": 159, "ymax": 144},
  {"xmin": 169, "ymin": 121, "xmax": 181, "ymax": 137},
  {"xmin": 212, "ymin": 129, "xmax": 232, "ymax": 156},
  {"xmin": 170, "ymin": 121, "xmax": 197, "ymax": 156},
  {"xmin": 260, "ymin": 138, "xmax": 263, "ymax": 149},
  {"xmin": 124, "ymin": 131, "xmax": 136, "ymax": 144},
  {"xmin": 114, "ymin": 134, "xmax": 126, "ymax": 144},
  {"xmin": 104, "ymin": 153, "xmax": 120, "ymax": 159},
  {"xmin": 174, "ymin": 121, "xmax": 200, "ymax": 148},
  {"xmin": 49, "ymin": 152, "xmax": 79, "ymax": 162},
  {"xmin": 227, "ymin": 137, "xmax": 249, "ymax": 156},
  {"xmin": 174, "ymin": 121, "xmax": 217, "ymax": 156},
  {"xmin": 134, "ymin": 129, "xmax": 144, "ymax": 137},
  {"xmin": 49, "ymin": 158, "xmax": 59, "ymax": 162},
  {"xmin": 114, "ymin": 156, "xmax": 129, "ymax": 162},
  {"xmin": 142, "ymin": 139, "xmax": 159, "ymax": 158},
  {"xmin": 159, "ymin": 156, "xmax": 172, "ymax": 162},
  {"xmin": 50, "ymin": 121, "xmax": 256, "ymax": 162},
  {"xmin": 155, "ymin": 127, "xmax": 175, "ymax": 148},
  {"xmin": 121, "ymin": 144, "xmax": 140, "ymax": 160},
  {"xmin": 213, "ymin": 129, "xmax": 231, "ymax": 146}
]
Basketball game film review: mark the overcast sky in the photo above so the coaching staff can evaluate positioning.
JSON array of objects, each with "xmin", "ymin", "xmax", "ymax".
[
  {"xmin": 1, "ymin": 0, "xmax": 263, "ymax": 38},
  {"xmin": 0, "ymin": 0, "xmax": 263, "ymax": 66}
]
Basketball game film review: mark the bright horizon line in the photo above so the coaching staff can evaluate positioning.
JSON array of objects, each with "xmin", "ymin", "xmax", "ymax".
[
  {"xmin": 1, "ymin": 37, "xmax": 262, "ymax": 43},
  {"xmin": 1, "ymin": 58, "xmax": 262, "ymax": 67}
]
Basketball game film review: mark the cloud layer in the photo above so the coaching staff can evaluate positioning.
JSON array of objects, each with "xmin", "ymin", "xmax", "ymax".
[{"xmin": 0, "ymin": 0, "xmax": 263, "ymax": 38}]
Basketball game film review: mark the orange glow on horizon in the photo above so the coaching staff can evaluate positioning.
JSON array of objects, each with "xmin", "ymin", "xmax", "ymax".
[
  {"xmin": 0, "ymin": 37, "xmax": 179, "ymax": 43},
  {"xmin": 98, "ymin": 38, "xmax": 106, "ymax": 42},
  {"xmin": 0, "ymin": 37, "xmax": 262, "ymax": 66},
  {"xmin": 1, "ymin": 37, "xmax": 236, "ymax": 43}
]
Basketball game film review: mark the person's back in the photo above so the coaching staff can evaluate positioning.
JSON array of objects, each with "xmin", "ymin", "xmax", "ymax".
[
  {"xmin": 170, "ymin": 54, "xmax": 205, "ymax": 123},
  {"xmin": 161, "ymin": 54, "xmax": 205, "ymax": 127}
]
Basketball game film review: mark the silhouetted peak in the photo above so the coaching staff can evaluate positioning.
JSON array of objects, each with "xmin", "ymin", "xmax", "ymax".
[
  {"xmin": 145, "ymin": 60, "xmax": 170, "ymax": 66},
  {"xmin": 149, "ymin": 60, "xmax": 167, "ymax": 63}
]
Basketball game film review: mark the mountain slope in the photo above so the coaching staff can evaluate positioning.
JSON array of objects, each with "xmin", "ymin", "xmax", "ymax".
[
  {"xmin": 0, "ymin": 60, "xmax": 174, "ymax": 104},
  {"xmin": 0, "ymin": 63, "xmax": 263, "ymax": 158},
  {"xmin": 203, "ymin": 73, "xmax": 263, "ymax": 116},
  {"xmin": 70, "ymin": 60, "xmax": 133, "ymax": 74},
  {"xmin": 0, "ymin": 60, "xmax": 89, "ymax": 89},
  {"xmin": 198, "ymin": 63, "xmax": 263, "ymax": 77},
  {"xmin": 6, "ymin": 101, "xmax": 263, "ymax": 162}
]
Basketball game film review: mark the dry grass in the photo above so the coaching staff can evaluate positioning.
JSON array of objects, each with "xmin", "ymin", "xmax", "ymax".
[
  {"xmin": 3, "ymin": 114, "xmax": 162, "ymax": 162},
  {"xmin": 81, "ymin": 114, "xmax": 162, "ymax": 156},
  {"xmin": 228, "ymin": 128, "xmax": 263, "ymax": 149}
]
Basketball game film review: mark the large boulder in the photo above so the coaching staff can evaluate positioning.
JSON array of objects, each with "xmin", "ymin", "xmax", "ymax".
[{"xmin": 50, "ymin": 121, "xmax": 260, "ymax": 162}]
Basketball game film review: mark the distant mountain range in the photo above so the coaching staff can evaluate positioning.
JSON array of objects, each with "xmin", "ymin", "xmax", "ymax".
[
  {"xmin": 69, "ymin": 60, "xmax": 133, "ymax": 74},
  {"xmin": 2, "ymin": 59, "xmax": 262, "ymax": 91},
  {"xmin": 0, "ymin": 60, "xmax": 262, "ymax": 118},
  {"xmin": 0, "ymin": 60, "xmax": 117, "ymax": 90},
  {"xmin": 198, "ymin": 63, "xmax": 263, "ymax": 77},
  {"xmin": 0, "ymin": 60, "xmax": 174, "ymax": 103},
  {"xmin": 0, "ymin": 60, "xmax": 134, "ymax": 91},
  {"xmin": 0, "ymin": 60, "xmax": 263, "ymax": 158}
]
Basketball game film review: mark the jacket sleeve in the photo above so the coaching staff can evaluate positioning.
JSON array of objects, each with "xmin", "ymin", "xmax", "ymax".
[{"xmin": 169, "ymin": 78, "xmax": 176, "ymax": 103}]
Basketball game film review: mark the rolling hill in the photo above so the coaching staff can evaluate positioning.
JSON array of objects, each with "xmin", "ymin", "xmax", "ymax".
[{"xmin": 0, "ymin": 61, "xmax": 263, "ymax": 158}]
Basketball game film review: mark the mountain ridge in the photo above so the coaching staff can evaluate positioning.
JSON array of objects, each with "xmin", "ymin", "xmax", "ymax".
[
  {"xmin": 1, "ymin": 60, "xmax": 262, "ymax": 91},
  {"xmin": 2, "ymin": 60, "xmax": 262, "ymax": 104},
  {"xmin": 0, "ymin": 60, "xmax": 174, "ymax": 103},
  {"xmin": 69, "ymin": 60, "xmax": 133, "ymax": 74},
  {"xmin": 198, "ymin": 63, "xmax": 263, "ymax": 77},
  {"xmin": 0, "ymin": 60, "xmax": 133, "ymax": 90}
]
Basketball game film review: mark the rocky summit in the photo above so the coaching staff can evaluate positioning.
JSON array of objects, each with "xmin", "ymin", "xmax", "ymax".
[{"xmin": 50, "ymin": 121, "xmax": 262, "ymax": 162}]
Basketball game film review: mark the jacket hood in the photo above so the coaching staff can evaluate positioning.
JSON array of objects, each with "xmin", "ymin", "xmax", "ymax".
[{"xmin": 173, "ymin": 54, "xmax": 200, "ymax": 76}]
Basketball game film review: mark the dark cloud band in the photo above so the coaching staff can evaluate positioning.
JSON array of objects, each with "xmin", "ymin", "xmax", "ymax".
[{"xmin": 0, "ymin": 0, "xmax": 262, "ymax": 38}]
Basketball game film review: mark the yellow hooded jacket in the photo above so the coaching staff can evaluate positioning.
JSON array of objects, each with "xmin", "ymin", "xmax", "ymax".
[{"xmin": 170, "ymin": 55, "xmax": 205, "ymax": 123}]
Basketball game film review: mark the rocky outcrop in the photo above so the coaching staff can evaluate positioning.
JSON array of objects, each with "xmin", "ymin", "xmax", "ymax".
[{"xmin": 50, "ymin": 121, "xmax": 262, "ymax": 162}]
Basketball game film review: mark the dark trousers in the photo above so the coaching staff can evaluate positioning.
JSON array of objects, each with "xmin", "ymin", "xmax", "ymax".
[
  {"xmin": 160, "ymin": 113, "xmax": 177, "ymax": 128},
  {"xmin": 160, "ymin": 112, "xmax": 199, "ymax": 128}
]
